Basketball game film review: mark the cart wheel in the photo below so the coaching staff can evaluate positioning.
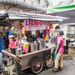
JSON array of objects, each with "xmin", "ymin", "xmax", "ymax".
[
  {"xmin": 45, "ymin": 54, "xmax": 53, "ymax": 68},
  {"xmin": 31, "ymin": 58, "xmax": 43, "ymax": 74}
]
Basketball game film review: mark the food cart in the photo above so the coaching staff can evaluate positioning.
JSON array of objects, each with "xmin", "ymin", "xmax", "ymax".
[{"xmin": 0, "ymin": 10, "xmax": 63, "ymax": 74}]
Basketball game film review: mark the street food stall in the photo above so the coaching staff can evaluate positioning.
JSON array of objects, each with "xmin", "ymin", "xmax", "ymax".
[{"xmin": 0, "ymin": 10, "xmax": 64, "ymax": 74}]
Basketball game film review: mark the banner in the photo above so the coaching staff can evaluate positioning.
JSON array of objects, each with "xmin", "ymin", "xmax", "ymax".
[{"xmin": 24, "ymin": 20, "xmax": 45, "ymax": 31}]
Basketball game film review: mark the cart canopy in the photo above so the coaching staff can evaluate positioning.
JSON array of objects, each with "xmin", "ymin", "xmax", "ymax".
[
  {"xmin": 0, "ymin": 10, "xmax": 64, "ymax": 21},
  {"xmin": 0, "ymin": 13, "xmax": 8, "ymax": 20}
]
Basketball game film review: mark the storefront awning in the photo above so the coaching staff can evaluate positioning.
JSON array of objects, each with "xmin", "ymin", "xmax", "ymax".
[
  {"xmin": 0, "ymin": 0, "xmax": 46, "ymax": 12},
  {"xmin": 47, "ymin": 4, "xmax": 75, "ymax": 19}
]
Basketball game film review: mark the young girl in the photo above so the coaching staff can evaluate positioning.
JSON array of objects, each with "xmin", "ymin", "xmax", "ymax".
[{"xmin": 9, "ymin": 35, "xmax": 18, "ymax": 54}]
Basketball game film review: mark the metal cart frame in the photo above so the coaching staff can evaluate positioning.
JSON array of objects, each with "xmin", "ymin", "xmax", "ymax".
[{"xmin": 2, "ymin": 46, "xmax": 55, "ymax": 74}]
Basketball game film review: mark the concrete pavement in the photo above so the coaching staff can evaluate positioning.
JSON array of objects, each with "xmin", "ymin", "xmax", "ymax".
[{"xmin": 27, "ymin": 56, "xmax": 75, "ymax": 75}]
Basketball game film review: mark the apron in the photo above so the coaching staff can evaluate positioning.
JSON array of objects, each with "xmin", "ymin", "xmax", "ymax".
[{"xmin": 54, "ymin": 40, "xmax": 57, "ymax": 60}]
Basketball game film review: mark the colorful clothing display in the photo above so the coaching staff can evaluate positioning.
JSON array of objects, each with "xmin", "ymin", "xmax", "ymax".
[
  {"xmin": 45, "ymin": 35, "xmax": 48, "ymax": 42},
  {"xmin": 43, "ymin": 30, "xmax": 49, "ymax": 42},
  {"xmin": 43, "ymin": 30, "xmax": 46, "ymax": 37},
  {"xmin": 36, "ymin": 30, "xmax": 40, "ymax": 37}
]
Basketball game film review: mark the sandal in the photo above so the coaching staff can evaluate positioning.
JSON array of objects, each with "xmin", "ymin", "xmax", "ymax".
[
  {"xmin": 58, "ymin": 67, "xmax": 63, "ymax": 71},
  {"xmin": 52, "ymin": 68, "xmax": 59, "ymax": 72}
]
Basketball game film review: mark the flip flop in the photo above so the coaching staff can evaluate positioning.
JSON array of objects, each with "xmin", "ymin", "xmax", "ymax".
[
  {"xmin": 52, "ymin": 68, "xmax": 59, "ymax": 72},
  {"xmin": 58, "ymin": 67, "xmax": 63, "ymax": 71}
]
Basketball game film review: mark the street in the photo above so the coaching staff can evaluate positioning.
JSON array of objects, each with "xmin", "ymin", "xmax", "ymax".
[{"xmin": 26, "ymin": 56, "xmax": 75, "ymax": 75}]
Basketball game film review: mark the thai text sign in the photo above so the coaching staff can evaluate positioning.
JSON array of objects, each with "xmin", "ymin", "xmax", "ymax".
[{"xmin": 24, "ymin": 20, "xmax": 45, "ymax": 31}]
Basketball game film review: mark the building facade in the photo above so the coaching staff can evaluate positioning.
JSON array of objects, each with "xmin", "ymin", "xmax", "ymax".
[
  {"xmin": 0, "ymin": 0, "xmax": 74, "ymax": 14},
  {"xmin": 15, "ymin": 0, "xmax": 73, "ymax": 8}
]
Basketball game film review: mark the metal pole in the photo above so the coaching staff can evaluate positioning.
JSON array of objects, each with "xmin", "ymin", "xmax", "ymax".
[{"xmin": 19, "ymin": 21, "xmax": 22, "ymax": 48}]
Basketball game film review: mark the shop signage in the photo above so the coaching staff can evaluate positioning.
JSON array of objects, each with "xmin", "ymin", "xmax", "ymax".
[
  {"xmin": 29, "ymin": 20, "xmax": 43, "ymax": 26},
  {"xmin": 24, "ymin": 20, "xmax": 45, "ymax": 31}
]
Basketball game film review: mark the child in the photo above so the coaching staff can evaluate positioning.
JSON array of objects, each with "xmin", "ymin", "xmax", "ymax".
[{"xmin": 9, "ymin": 35, "xmax": 18, "ymax": 54}]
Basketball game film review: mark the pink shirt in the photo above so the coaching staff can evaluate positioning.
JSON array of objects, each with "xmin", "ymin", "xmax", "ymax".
[
  {"xmin": 9, "ymin": 41, "xmax": 18, "ymax": 49},
  {"xmin": 57, "ymin": 36, "xmax": 64, "ymax": 54}
]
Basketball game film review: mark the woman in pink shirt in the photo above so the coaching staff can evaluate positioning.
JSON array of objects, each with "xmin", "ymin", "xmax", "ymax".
[{"xmin": 53, "ymin": 30, "xmax": 64, "ymax": 72}]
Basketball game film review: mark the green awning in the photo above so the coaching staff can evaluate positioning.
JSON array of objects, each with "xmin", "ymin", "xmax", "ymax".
[{"xmin": 47, "ymin": 4, "xmax": 75, "ymax": 14}]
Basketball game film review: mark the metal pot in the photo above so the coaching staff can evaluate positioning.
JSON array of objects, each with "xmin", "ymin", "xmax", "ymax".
[
  {"xmin": 38, "ymin": 39, "xmax": 45, "ymax": 50},
  {"xmin": 16, "ymin": 47, "xmax": 22, "ymax": 55},
  {"xmin": 31, "ymin": 43, "xmax": 37, "ymax": 52}
]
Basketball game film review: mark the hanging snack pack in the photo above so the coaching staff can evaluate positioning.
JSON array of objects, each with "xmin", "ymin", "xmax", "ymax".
[{"xmin": 45, "ymin": 36, "xmax": 48, "ymax": 42}]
